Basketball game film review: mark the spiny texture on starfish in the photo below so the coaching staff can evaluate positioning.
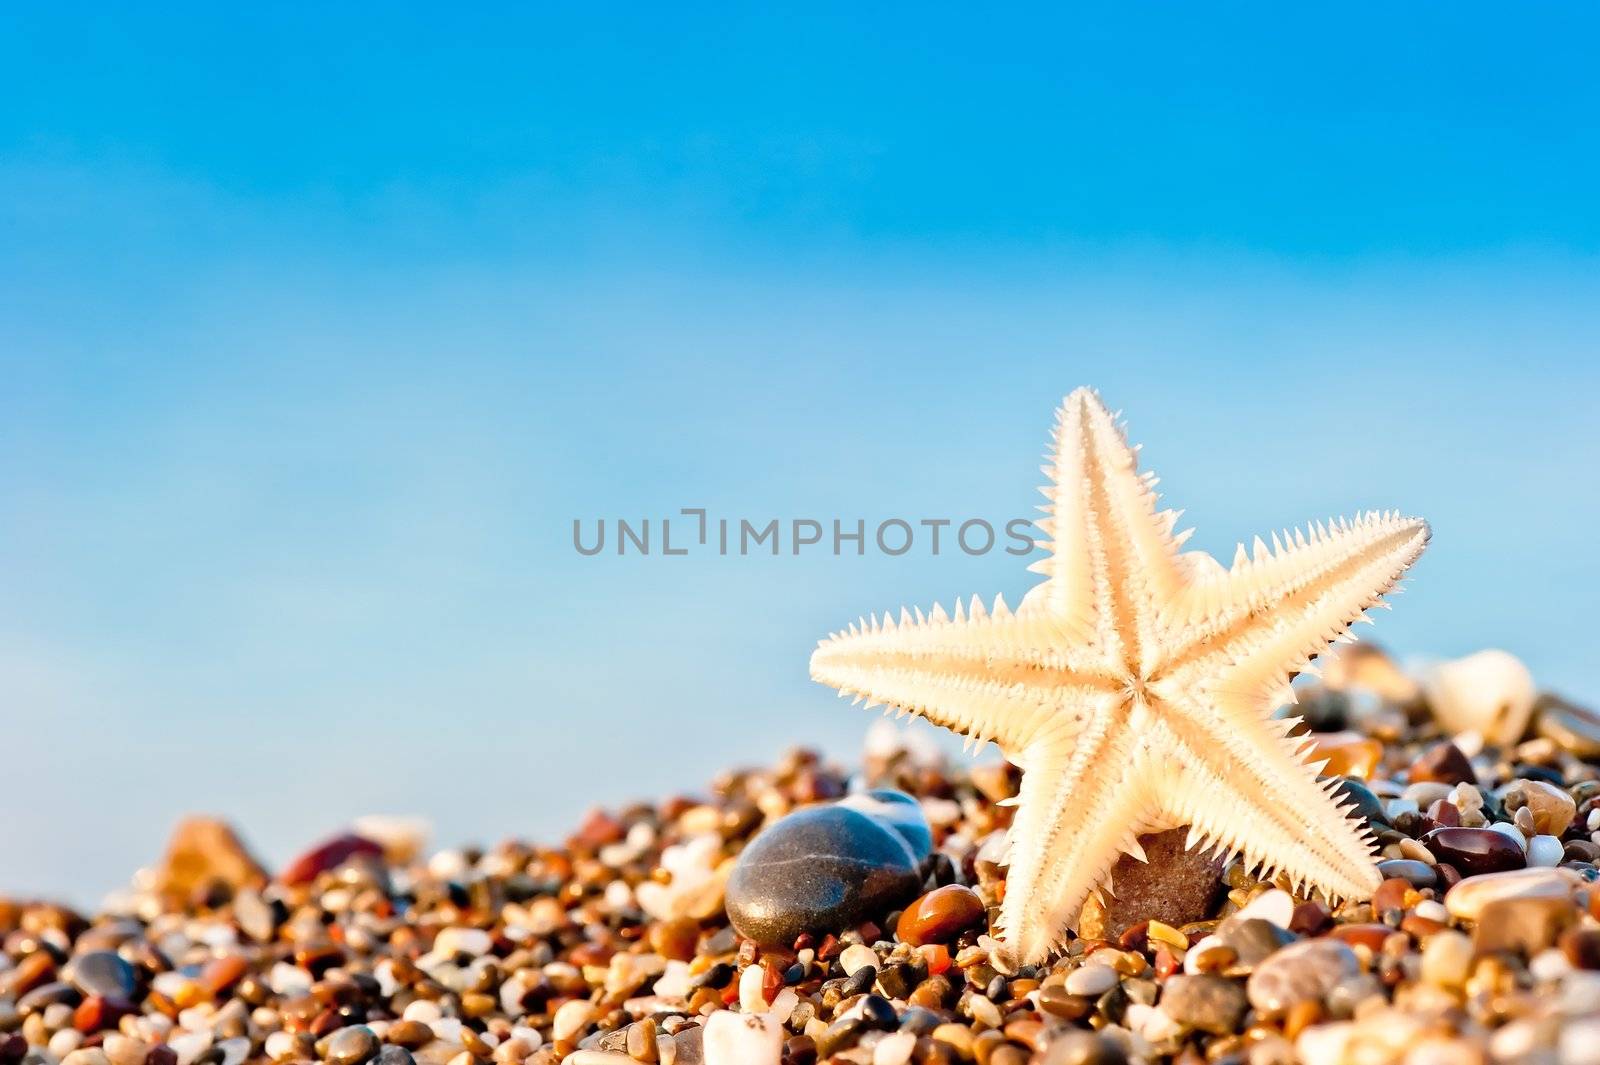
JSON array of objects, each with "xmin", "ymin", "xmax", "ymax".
[{"xmin": 810, "ymin": 388, "xmax": 1429, "ymax": 966}]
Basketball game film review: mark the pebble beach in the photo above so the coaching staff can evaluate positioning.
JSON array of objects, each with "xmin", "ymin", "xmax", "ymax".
[{"xmin": 5, "ymin": 645, "xmax": 1600, "ymax": 1065}]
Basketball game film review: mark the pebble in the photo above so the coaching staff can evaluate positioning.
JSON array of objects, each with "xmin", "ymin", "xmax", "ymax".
[
  {"xmin": 1074, "ymin": 827, "xmax": 1224, "ymax": 940},
  {"xmin": 1420, "ymin": 929, "xmax": 1473, "ymax": 987},
  {"xmin": 1443, "ymin": 866, "xmax": 1583, "ymax": 920},
  {"xmin": 1308, "ymin": 732, "xmax": 1382, "ymax": 778},
  {"xmin": 1409, "ymin": 741, "xmax": 1477, "ymax": 786},
  {"xmin": 1064, "ymin": 964, "xmax": 1119, "ymax": 997},
  {"xmin": 64, "ymin": 952, "xmax": 137, "ymax": 1000},
  {"xmin": 1037, "ymin": 1030, "xmax": 1127, "ymax": 1065},
  {"xmin": 552, "ymin": 999, "xmax": 595, "ymax": 1042},
  {"xmin": 1245, "ymin": 938, "xmax": 1360, "ymax": 1015},
  {"xmin": 1472, "ymin": 896, "xmax": 1575, "ymax": 955},
  {"xmin": 433, "ymin": 927, "xmax": 493, "ymax": 957},
  {"xmin": 724, "ymin": 804, "xmax": 921, "ymax": 945},
  {"xmin": 1374, "ymin": 858, "xmax": 1436, "ymax": 888},
  {"xmin": 1233, "ymin": 888, "xmax": 1295, "ymax": 928},
  {"xmin": 152, "ymin": 817, "xmax": 267, "ymax": 900},
  {"xmin": 1332, "ymin": 777, "xmax": 1390, "ymax": 829},
  {"xmin": 872, "ymin": 1030, "xmax": 916, "ymax": 1065},
  {"xmin": 1527, "ymin": 833, "xmax": 1564, "ymax": 867},
  {"xmin": 839, "ymin": 944, "xmax": 879, "ymax": 976},
  {"xmin": 1502, "ymin": 778, "xmax": 1577, "ymax": 836},
  {"xmin": 1158, "ymin": 974, "xmax": 1247, "ymax": 1034},
  {"xmin": 702, "ymin": 1010, "xmax": 781, "ymax": 1065},
  {"xmin": 1421, "ymin": 826, "xmax": 1527, "ymax": 874},
  {"xmin": 894, "ymin": 885, "xmax": 985, "ymax": 946},
  {"xmin": 1215, "ymin": 917, "xmax": 1296, "ymax": 970},
  {"xmin": 836, "ymin": 789, "xmax": 933, "ymax": 861},
  {"xmin": 279, "ymin": 834, "xmax": 384, "ymax": 886},
  {"xmin": 1537, "ymin": 696, "xmax": 1600, "ymax": 758},
  {"xmin": 325, "ymin": 1027, "xmax": 378, "ymax": 1065}
]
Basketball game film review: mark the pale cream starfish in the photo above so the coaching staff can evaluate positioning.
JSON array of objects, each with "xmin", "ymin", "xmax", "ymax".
[{"xmin": 810, "ymin": 388, "xmax": 1429, "ymax": 966}]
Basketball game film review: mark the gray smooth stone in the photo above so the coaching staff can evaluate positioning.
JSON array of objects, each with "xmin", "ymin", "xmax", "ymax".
[
  {"xmin": 838, "ymin": 789, "xmax": 933, "ymax": 861},
  {"xmin": 66, "ymin": 951, "xmax": 138, "ymax": 1000},
  {"xmin": 726, "ymin": 805, "xmax": 921, "ymax": 945}
]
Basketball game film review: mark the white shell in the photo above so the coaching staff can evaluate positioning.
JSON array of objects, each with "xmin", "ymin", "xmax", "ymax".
[{"xmin": 1422, "ymin": 648, "xmax": 1535, "ymax": 745}]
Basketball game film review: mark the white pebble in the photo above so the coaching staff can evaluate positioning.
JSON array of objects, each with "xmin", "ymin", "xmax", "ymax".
[
  {"xmin": 703, "ymin": 1010, "xmax": 783, "ymax": 1065},
  {"xmin": 1065, "ymin": 964, "xmax": 1119, "ymax": 997},
  {"xmin": 1528, "ymin": 834, "xmax": 1564, "ymax": 867},
  {"xmin": 738, "ymin": 962, "xmax": 769, "ymax": 1012},
  {"xmin": 49, "ymin": 1032, "xmax": 84, "ymax": 1059},
  {"xmin": 268, "ymin": 962, "xmax": 313, "ymax": 997},
  {"xmin": 1488, "ymin": 821, "xmax": 1527, "ymax": 851},
  {"xmin": 1235, "ymin": 888, "xmax": 1295, "ymax": 929},
  {"xmin": 873, "ymin": 1031, "xmax": 916, "ymax": 1065},
  {"xmin": 767, "ymin": 987, "xmax": 799, "ymax": 1024},
  {"xmin": 1531, "ymin": 948, "xmax": 1572, "ymax": 982},
  {"xmin": 968, "ymin": 995, "xmax": 1002, "ymax": 1028},
  {"xmin": 263, "ymin": 1033, "xmax": 298, "ymax": 1062},
  {"xmin": 840, "ymin": 944, "xmax": 880, "ymax": 977},
  {"xmin": 403, "ymin": 999, "xmax": 444, "ymax": 1022},
  {"xmin": 1420, "ymin": 930, "xmax": 1472, "ymax": 987},
  {"xmin": 552, "ymin": 999, "xmax": 595, "ymax": 1042},
  {"xmin": 1413, "ymin": 899, "xmax": 1449, "ymax": 923},
  {"xmin": 1559, "ymin": 1017, "xmax": 1600, "ymax": 1065},
  {"xmin": 1385, "ymin": 799, "xmax": 1420, "ymax": 820},
  {"xmin": 168, "ymin": 1033, "xmax": 213, "ymax": 1065}
]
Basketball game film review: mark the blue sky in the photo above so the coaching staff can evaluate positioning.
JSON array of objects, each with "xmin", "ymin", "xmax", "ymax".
[{"xmin": 3, "ymin": 4, "xmax": 1598, "ymax": 900}]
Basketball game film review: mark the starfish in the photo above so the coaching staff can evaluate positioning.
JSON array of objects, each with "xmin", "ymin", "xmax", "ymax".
[{"xmin": 810, "ymin": 388, "xmax": 1429, "ymax": 966}]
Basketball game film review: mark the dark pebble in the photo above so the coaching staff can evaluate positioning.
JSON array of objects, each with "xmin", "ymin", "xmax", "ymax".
[
  {"xmin": 1409, "ymin": 742, "xmax": 1476, "ymax": 786},
  {"xmin": 725, "ymin": 805, "xmax": 922, "ymax": 945},
  {"xmin": 837, "ymin": 789, "xmax": 933, "ymax": 861},
  {"xmin": 1215, "ymin": 917, "xmax": 1297, "ymax": 970},
  {"xmin": 1421, "ymin": 827, "xmax": 1527, "ymax": 876},
  {"xmin": 1159, "ymin": 973, "xmax": 1248, "ymax": 1035},
  {"xmin": 1333, "ymin": 777, "xmax": 1391, "ymax": 829},
  {"xmin": 64, "ymin": 952, "xmax": 138, "ymax": 1000}
]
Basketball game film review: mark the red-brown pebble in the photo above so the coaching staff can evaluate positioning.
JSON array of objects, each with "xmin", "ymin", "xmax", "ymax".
[
  {"xmin": 896, "ymin": 885, "xmax": 986, "ymax": 946},
  {"xmin": 1409, "ymin": 742, "xmax": 1476, "ymax": 786},
  {"xmin": 279, "ymin": 835, "xmax": 384, "ymax": 886}
]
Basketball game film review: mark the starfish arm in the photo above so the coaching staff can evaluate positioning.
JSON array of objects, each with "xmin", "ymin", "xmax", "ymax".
[
  {"xmin": 1030, "ymin": 388, "xmax": 1192, "ymax": 671},
  {"xmin": 995, "ymin": 703, "xmax": 1159, "ymax": 966},
  {"xmin": 809, "ymin": 599, "xmax": 1107, "ymax": 753},
  {"xmin": 1151, "ymin": 696, "xmax": 1381, "ymax": 901},
  {"xmin": 1163, "ymin": 511, "xmax": 1430, "ymax": 705}
]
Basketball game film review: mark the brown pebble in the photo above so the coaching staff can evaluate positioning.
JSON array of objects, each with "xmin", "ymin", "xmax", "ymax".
[
  {"xmin": 626, "ymin": 1017, "xmax": 658, "ymax": 1062},
  {"xmin": 1329, "ymin": 924, "xmax": 1394, "ymax": 952},
  {"xmin": 385, "ymin": 1022, "xmax": 433, "ymax": 1049},
  {"xmin": 1371, "ymin": 878, "xmax": 1413, "ymax": 915},
  {"xmin": 1473, "ymin": 897, "xmax": 1576, "ymax": 956},
  {"xmin": 199, "ymin": 956, "xmax": 247, "ymax": 998},
  {"xmin": 647, "ymin": 919, "xmax": 699, "ymax": 963},
  {"xmin": 1283, "ymin": 999, "xmax": 1323, "ymax": 1040},
  {"xmin": 1289, "ymin": 901, "xmax": 1331, "ymax": 936},
  {"xmin": 1410, "ymin": 742, "xmax": 1476, "ymax": 786},
  {"xmin": 897, "ymin": 885, "xmax": 987, "ymax": 946},
  {"xmin": 1562, "ymin": 928, "xmax": 1600, "ymax": 970},
  {"xmin": 1037, "ymin": 985, "xmax": 1091, "ymax": 1021}
]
